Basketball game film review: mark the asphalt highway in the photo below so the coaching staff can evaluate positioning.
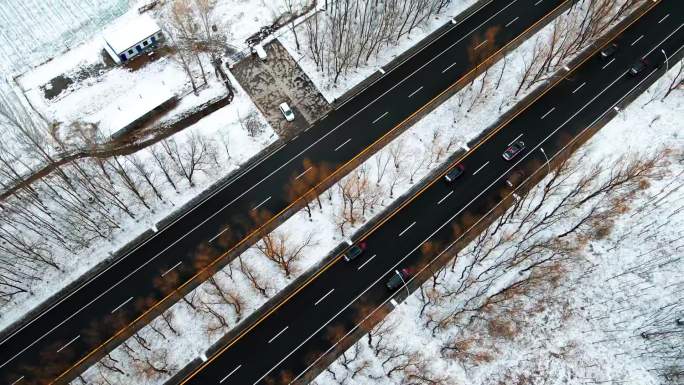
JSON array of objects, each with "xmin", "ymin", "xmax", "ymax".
[
  {"xmin": 0, "ymin": 0, "xmax": 575, "ymax": 384},
  {"xmin": 179, "ymin": 1, "xmax": 684, "ymax": 384}
]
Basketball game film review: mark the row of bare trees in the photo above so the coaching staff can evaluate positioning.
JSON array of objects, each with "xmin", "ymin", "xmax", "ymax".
[
  {"xmin": 421, "ymin": 149, "xmax": 669, "ymax": 333},
  {"xmin": 73, "ymin": 226, "xmax": 316, "ymax": 385},
  {"xmin": 515, "ymin": 0, "xmax": 641, "ymax": 95},
  {"xmin": 160, "ymin": 0, "xmax": 228, "ymax": 94},
  {"xmin": 0, "ymin": 81, "xmax": 269, "ymax": 310},
  {"xmin": 303, "ymin": 0, "xmax": 453, "ymax": 85},
  {"xmin": 0, "ymin": 131, "xmax": 224, "ymax": 306},
  {"xmin": 313, "ymin": 143, "xmax": 677, "ymax": 384}
]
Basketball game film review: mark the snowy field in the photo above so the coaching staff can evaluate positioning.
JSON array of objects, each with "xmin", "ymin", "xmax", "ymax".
[
  {"xmin": 0, "ymin": 0, "xmax": 128, "ymax": 76},
  {"xmin": 315, "ymin": 62, "xmax": 683, "ymax": 385},
  {"xmin": 1, "ymin": 0, "xmax": 291, "ymax": 77},
  {"xmin": 18, "ymin": 52, "xmax": 225, "ymax": 138},
  {"xmin": 15, "ymin": 0, "xmax": 295, "ymax": 140},
  {"xmin": 70, "ymin": 3, "xmax": 643, "ymax": 383}
]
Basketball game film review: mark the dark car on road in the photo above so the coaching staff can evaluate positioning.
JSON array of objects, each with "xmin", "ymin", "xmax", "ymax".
[
  {"xmin": 629, "ymin": 58, "xmax": 649, "ymax": 76},
  {"xmin": 343, "ymin": 240, "xmax": 367, "ymax": 262},
  {"xmin": 444, "ymin": 163, "xmax": 465, "ymax": 183},
  {"xmin": 503, "ymin": 140, "xmax": 526, "ymax": 161},
  {"xmin": 600, "ymin": 43, "xmax": 618, "ymax": 59},
  {"xmin": 506, "ymin": 170, "xmax": 526, "ymax": 188},
  {"xmin": 386, "ymin": 268, "xmax": 412, "ymax": 291}
]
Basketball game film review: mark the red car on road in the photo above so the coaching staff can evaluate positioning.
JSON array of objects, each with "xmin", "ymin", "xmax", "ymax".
[{"xmin": 503, "ymin": 140, "xmax": 526, "ymax": 161}]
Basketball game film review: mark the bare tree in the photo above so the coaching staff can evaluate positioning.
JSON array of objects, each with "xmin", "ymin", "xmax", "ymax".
[
  {"xmin": 255, "ymin": 229, "xmax": 315, "ymax": 278},
  {"xmin": 160, "ymin": 132, "xmax": 216, "ymax": 187}
]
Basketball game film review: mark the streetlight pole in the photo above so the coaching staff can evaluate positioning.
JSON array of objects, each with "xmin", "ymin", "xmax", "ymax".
[
  {"xmin": 661, "ymin": 49, "xmax": 669, "ymax": 71},
  {"xmin": 540, "ymin": 147, "xmax": 551, "ymax": 175},
  {"xmin": 396, "ymin": 270, "xmax": 410, "ymax": 298}
]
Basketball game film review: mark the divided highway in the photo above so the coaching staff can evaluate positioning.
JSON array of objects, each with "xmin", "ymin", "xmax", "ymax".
[
  {"xmin": 0, "ymin": 0, "xmax": 575, "ymax": 383},
  {"xmin": 179, "ymin": 1, "xmax": 683, "ymax": 384}
]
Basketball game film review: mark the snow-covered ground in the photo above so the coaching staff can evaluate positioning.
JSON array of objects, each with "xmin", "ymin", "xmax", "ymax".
[
  {"xmin": 279, "ymin": 0, "xmax": 478, "ymax": 102},
  {"xmin": 1, "ymin": 0, "xmax": 300, "ymax": 328},
  {"xmin": 19, "ymin": 54, "xmax": 222, "ymax": 138},
  {"xmin": 314, "ymin": 62, "xmax": 683, "ymax": 385},
  {"xmin": 0, "ymin": 0, "xmax": 128, "ymax": 76},
  {"xmin": 71, "ymin": 4, "xmax": 641, "ymax": 383},
  {"xmin": 15, "ymin": 0, "xmax": 294, "ymax": 141},
  {"xmin": 1, "ymin": 75, "xmax": 276, "ymax": 331}
]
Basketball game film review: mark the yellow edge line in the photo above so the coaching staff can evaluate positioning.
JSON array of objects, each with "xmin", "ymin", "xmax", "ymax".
[
  {"xmin": 177, "ymin": 0, "xmax": 587, "ymax": 382},
  {"xmin": 48, "ymin": 0, "xmax": 657, "ymax": 382}
]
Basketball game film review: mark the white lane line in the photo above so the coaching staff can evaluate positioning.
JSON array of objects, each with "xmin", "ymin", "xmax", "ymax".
[
  {"xmin": 572, "ymin": 82, "xmax": 586, "ymax": 94},
  {"xmin": 540, "ymin": 107, "xmax": 556, "ymax": 120},
  {"xmin": 474, "ymin": 40, "xmax": 488, "ymax": 50},
  {"xmin": 372, "ymin": 112, "xmax": 389, "ymax": 124},
  {"xmin": 161, "ymin": 261, "xmax": 183, "ymax": 277},
  {"xmin": 441, "ymin": 62, "xmax": 457, "ymax": 73},
  {"xmin": 56, "ymin": 335, "xmax": 80, "ymax": 353},
  {"xmin": 111, "ymin": 297, "xmax": 133, "ymax": 314},
  {"xmin": 357, "ymin": 254, "xmax": 377, "ymax": 270},
  {"xmin": 534, "ymin": 0, "xmax": 543, "ymax": 5},
  {"xmin": 508, "ymin": 133, "xmax": 523, "ymax": 146},
  {"xmin": 631, "ymin": 34, "xmax": 644, "ymax": 46},
  {"xmin": 209, "ymin": 227, "xmax": 230, "ymax": 243},
  {"xmin": 289, "ymin": 67, "xmax": 641, "ymax": 385},
  {"xmin": 0, "ymin": 0, "xmax": 581, "ymax": 367},
  {"xmin": 643, "ymin": 23, "xmax": 684, "ymax": 60},
  {"xmin": 602, "ymin": 58, "xmax": 615, "ymax": 70},
  {"xmin": 334, "ymin": 138, "xmax": 352, "ymax": 152},
  {"xmin": 10, "ymin": 376, "xmax": 24, "ymax": 385},
  {"xmin": 398, "ymin": 221, "xmax": 417, "ymax": 237},
  {"xmin": 658, "ymin": 14, "xmax": 669, "ymax": 24},
  {"xmin": 0, "ymin": 145, "xmax": 292, "ymax": 355},
  {"xmin": 268, "ymin": 326, "xmax": 289, "ymax": 344},
  {"xmin": 437, "ymin": 191, "xmax": 454, "ymax": 205},
  {"xmin": 252, "ymin": 196, "xmax": 272, "ymax": 211},
  {"xmin": 220, "ymin": 365, "xmax": 242, "ymax": 383},
  {"xmin": 291, "ymin": 135, "xmax": 299, "ymax": 141},
  {"xmin": 295, "ymin": 167, "xmax": 312, "ymax": 180},
  {"xmin": 473, "ymin": 161, "xmax": 490, "ymax": 176},
  {"xmin": 335, "ymin": 0, "xmax": 519, "ymax": 125},
  {"xmin": 505, "ymin": 16, "xmax": 519, "ymax": 28},
  {"xmin": 408, "ymin": 86, "xmax": 424, "ymax": 98},
  {"xmin": 334, "ymin": 0, "xmax": 495, "ymax": 111},
  {"xmin": 314, "ymin": 289, "xmax": 335, "ymax": 306},
  {"xmin": 6, "ymin": 0, "xmax": 536, "ymax": 373}
]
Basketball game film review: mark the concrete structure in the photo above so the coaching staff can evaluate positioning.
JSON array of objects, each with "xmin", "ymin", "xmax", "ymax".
[{"xmin": 103, "ymin": 13, "xmax": 163, "ymax": 64}]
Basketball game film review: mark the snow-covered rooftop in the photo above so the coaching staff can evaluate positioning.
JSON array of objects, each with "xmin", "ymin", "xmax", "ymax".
[{"xmin": 103, "ymin": 13, "xmax": 161, "ymax": 54}]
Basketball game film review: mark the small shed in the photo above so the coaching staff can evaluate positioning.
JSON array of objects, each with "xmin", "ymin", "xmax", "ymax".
[{"xmin": 103, "ymin": 14, "xmax": 163, "ymax": 64}]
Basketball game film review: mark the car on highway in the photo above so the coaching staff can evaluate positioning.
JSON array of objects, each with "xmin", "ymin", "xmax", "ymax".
[
  {"xmin": 502, "ymin": 140, "xmax": 526, "ymax": 161},
  {"xmin": 629, "ymin": 58, "xmax": 649, "ymax": 76},
  {"xmin": 343, "ymin": 240, "xmax": 367, "ymax": 262},
  {"xmin": 386, "ymin": 268, "xmax": 412, "ymax": 291},
  {"xmin": 506, "ymin": 170, "xmax": 526, "ymax": 188},
  {"xmin": 600, "ymin": 43, "xmax": 618, "ymax": 59},
  {"xmin": 444, "ymin": 163, "xmax": 465, "ymax": 183},
  {"xmin": 279, "ymin": 102, "xmax": 295, "ymax": 121}
]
